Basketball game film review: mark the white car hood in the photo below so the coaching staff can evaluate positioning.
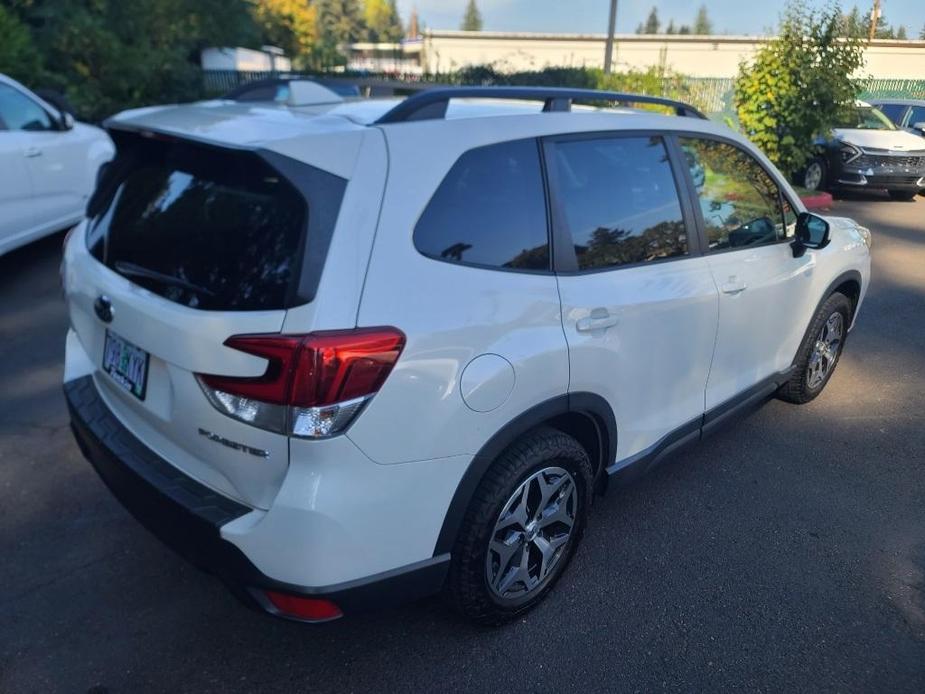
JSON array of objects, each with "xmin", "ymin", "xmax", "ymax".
[{"xmin": 833, "ymin": 128, "xmax": 925, "ymax": 151}]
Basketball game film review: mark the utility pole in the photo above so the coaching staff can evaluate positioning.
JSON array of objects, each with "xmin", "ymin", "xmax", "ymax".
[
  {"xmin": 604, "ymin": 0, "xmax": 618, "ymax": 74},
  {"xmin": 868, "ymin": 0, "xmax": 881, "ymax": 41}
]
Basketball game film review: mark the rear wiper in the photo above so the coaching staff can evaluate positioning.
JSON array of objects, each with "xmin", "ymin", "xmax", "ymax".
[{"xmin": 114, "ymin": 261, "xmax": 215, "ymax": 297}]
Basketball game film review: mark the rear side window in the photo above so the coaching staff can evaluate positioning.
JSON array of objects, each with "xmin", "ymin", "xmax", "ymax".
[
  {"xmin": 87, "ymin": 137, "xmax": 310, "ymax": 311},
  {"xmin": 413, "ymin": 139, "xmax": 550, "ymax": 271},
  {"xmin": 549, "ymin": 136, "xmax": 688, "ymax": 270}
]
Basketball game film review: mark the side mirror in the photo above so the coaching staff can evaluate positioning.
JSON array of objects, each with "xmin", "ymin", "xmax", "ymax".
[
  {"xmin": 59, "ymin": 111, "xmax": 75, "ymax": 130},
  {"xmin": 912, "ymin": 122, "xmax": 925, "ymax": 136},
  {"xmin": 791, "ymin": 212, "xmax": 830, "ymax": 258}
]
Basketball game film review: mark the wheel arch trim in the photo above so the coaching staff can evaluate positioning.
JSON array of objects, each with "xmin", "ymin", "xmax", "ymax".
[
  {"xmin": 792, "ymin": 269, "xmax": 863, "ymax": 366},
  {"xmin": 821, "ymin": 269, "xmax": 864, "ymax": 320},
  {"xmin": 432, "ymin": 392, "xmax": 617, "ymax": 556}
]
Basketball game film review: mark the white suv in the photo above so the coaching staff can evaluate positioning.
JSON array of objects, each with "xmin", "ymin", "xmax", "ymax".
[
  {"xmin": 62, "ymin": 87, "xmax": 872, "ymax": 624},
  {"xmin": 0, "ymin": 74, "xmax": 114, "ymax": 256}
]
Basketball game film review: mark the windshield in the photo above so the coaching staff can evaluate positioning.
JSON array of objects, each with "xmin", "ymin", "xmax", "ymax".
[{"xmin": 837, "ymin": 106, "xmax": 897, "ymax": 131}]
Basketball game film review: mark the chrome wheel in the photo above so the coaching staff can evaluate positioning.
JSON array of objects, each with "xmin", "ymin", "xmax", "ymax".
[
  {"xmin": 486, "ymin": 466, "xmax": 578, "ymax": 601},
  {"xmin": 806, "ymin": 311, "xmax": 844, "ymax": 390},
  {"xmin": 804, "ymin": 161, "xmax": 824, "ymax": 191}
]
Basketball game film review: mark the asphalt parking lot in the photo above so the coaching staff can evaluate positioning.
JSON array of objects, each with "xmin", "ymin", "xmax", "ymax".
[{"xmin": 1, "ymin": 192, "xmax": 923, "ymax": 693}]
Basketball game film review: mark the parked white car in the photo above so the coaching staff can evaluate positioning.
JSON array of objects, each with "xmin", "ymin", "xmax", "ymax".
[
  {"xmin": 62, "ymin": 87, "xmax": 871, "ymax": 625},
  {"xmin": 0, "ymin": 74, "xmax": 114, "ymax": 256}
]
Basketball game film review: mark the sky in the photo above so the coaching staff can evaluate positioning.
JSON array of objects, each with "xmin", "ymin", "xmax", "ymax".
[{"xmin": 395, "ymin": 1, "xmax": 923, "ymax": 37}]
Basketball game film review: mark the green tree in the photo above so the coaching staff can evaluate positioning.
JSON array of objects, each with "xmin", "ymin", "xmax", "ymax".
[
  {"xmin": 734, "ymin": 2, "xmax": 866, "ymax": 175},
  {"xmin": 6, "ymin": 0, "xmax": 257, "ymax": 121},
  {"xmin": 921, "ymin": 23, "xmax": 925, "ymax": 39},
  {"xmin": 461, "ymin": 0, "xmax": 482, "ymax": 31},
  {"xmin": 643, "ymin": 7, "xmax": 660, "ymax": 34},
  {"xmin": 0, "ymin": 6, "xmax": 43, "ymax": 82},
  {"xmin": 872, "ymin": 13, "xmax": 894, "ymax": 39},
  {"xmin": 250, "ymin": 0, "xmax": 318, "ymax": 59},
  {"xmin": 678, "ymin": 24, "xmax": 692, "ymax": 34},
  {"xmin": 895, "ymin": 25, "xmax": 907, "ymax": 39},
  {"xmin": 364, "ymin": 0, "xmax": 403, "ymax": 42},
  {"xmin": 665, "ymin": 19, "xmax": 677, "ymax": 34},
  {"xmin": 839, "ymin": 6, "xmax": 865, "ymax": 38},
  {"xmin": 315, "ymin": 0, "xmax": 365, "ymax": 64},
  {"xmin": 693, "ymin": 5, "xmax": 713, "ymax": 34}
]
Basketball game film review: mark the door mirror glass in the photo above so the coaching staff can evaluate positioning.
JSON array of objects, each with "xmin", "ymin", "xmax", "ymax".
[
  {"xmin": 912, "ymin": 122, "xmax": 925, "ymax": 135},
  {"xmin": 60, "ymin": 111, "xmax": 75, "ymax": 130},
  {"xmin": 795, "ymin": 212, "xmax": 830, "ymax": 249}
]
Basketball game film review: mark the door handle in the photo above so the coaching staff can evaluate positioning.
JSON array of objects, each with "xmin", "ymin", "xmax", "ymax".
[
  {"xmin": 576, "ymin": 309, "xmax": 619, "ymax": 333},
  {"xmin": 721, "ymin": 280, "xmax": 747, "ymax": 295},
  {"xmin": 24, "ymin": 147, "xmax": 42, "ymax": 158}
]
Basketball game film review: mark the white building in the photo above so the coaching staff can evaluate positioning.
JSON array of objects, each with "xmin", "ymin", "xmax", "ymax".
[
  {"xmin": 345, "ymin": 31, "xmax": 925, "ymax": 79},
  {"xmin": 201, "ymin": 47, "xmax": 292, "ymax": 73}
]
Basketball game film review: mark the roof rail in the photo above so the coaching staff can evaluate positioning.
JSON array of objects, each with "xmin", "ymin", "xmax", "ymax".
[{"xmin": 374, "ymin": 86, "xmax": 707, "ymax": 124}]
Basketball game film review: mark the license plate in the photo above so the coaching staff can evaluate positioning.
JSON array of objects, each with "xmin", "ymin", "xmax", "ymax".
[{"xmin": 102, "ymin": 330, "xmax": 150, "ymax": 400}]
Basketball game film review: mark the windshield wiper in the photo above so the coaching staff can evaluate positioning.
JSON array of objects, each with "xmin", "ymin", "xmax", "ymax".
[{"xmin": 114, "ymin": 261, "xmax": 215, "ymax": 297}]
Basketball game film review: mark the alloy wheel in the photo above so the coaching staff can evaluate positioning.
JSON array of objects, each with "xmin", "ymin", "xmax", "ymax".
[
  {"xmin": 804, "ymin": 162, "xmax": 824, "ymax": 191},
  {"xmin": 485, "ymin": 466, "xmax": 578, "ymax": 602},
  {"xmin": 806, "ymin": 311, "xmax": 844, "ymax": 390}
]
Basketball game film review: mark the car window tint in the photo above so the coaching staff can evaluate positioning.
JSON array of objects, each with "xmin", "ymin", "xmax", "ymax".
[
  {"xmin": 550, "ymin": 136, "xmax": 688, "ymax": 270},
  {"xmin": 414, "ymin": 138, "xmax": 549, "ymax": 271},
  {"xmin": 877, "ymin": 103, "xmax": 907, "ymax": 123},
  {"xmin": 87, "ymin": 138, "xmax": 310, "ymax": 311},
  {"xmin": 680, "ymin": 138, "xmax": 786, "ymax": 252},
  {"xmin": 906, "ymin": 106, "xmax": 925, "ymax": 128},
  {"xmin": 0, "ymin": 84, "xmax": 54, "ymax": 131},
  {"xmin": 877, "ymin": 104, "xmax": 906, "ymax": 123}
]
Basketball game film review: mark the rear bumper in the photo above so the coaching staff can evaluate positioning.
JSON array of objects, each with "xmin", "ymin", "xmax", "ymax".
[{"xmin": 64, "ymin": 375, "xmax": 449, "ymax": 621}]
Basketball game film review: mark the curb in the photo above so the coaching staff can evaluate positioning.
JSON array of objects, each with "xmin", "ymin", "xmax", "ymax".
[{"xmin": 799, "ymin": 192, "xmax": 834, "ymax": 210}]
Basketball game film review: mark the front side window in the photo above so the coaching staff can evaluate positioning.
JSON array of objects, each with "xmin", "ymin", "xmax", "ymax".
[
  {"xmin": 550, "ymin": 136, "xmax": 688, "ymax": 270},
  {"xmin": 413, "ymin": 139, "xmax": 550, "ymax": 271},
  {"xmin": 0, "ymin": 84, "xmax": 54, "ymax": 131},
  {"xmin": 906, "ymin": 106, "xmax": 925, "ymax": 128},
  {"xmin": 680, "ymin": 138, "xmax": 788, "ymax": 252}
]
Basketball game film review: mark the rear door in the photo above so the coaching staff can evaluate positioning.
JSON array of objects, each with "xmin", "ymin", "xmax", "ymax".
[
  {"xmin": 547, "ymin": 132, "xmax": 719, "ymax": 465},
  {"xmin": 64, "ymin": 132, "xmax": 347, "ymax": 509}
]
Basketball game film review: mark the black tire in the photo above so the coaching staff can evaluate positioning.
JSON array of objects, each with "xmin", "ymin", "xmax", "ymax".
[
  {"xmin": 887, "ymin": 189, "xmax": 917, "ymax": 201},
  {"xmin": 778, "ymin": 292, "xmax": 852, "ymax": 404},
  {"xmin": 446, "ymin": 427, "xmax": 593, "ymax": 625},
  {"xmin": 801, "ymin": 157, "xmax": 827, "ymax": 192}
]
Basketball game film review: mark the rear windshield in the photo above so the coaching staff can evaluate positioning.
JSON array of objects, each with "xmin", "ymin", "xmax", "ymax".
[{"xmin": 87, "ymin": 135, "xmax": 307, "ymax": 311}]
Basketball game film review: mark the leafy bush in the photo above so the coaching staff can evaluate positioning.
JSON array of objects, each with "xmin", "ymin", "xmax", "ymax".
[{"xmin": 734, "ymin": 2, "xmax": 865, "ymax": 175}]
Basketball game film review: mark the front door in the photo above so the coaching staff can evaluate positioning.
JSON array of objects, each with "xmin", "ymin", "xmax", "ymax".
[{"xmin": 677, "ymin": 136, "xmax": 816, "ymax": 411}]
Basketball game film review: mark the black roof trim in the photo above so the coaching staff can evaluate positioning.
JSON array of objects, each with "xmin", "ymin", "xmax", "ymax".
[{"xmin": 374, "ymin": 86, "xmax": 708, "ymax": 124}]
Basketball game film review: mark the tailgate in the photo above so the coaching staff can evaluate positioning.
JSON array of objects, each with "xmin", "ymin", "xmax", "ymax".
[{"xmin": 65, "ymin": 240, "xmax": 289, "ymax": 509}]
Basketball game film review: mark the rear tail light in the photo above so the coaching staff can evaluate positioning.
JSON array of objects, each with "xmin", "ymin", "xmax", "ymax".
[{"xmin": 196, "ymin": 327, "xmax": 405, "ymax": 439}]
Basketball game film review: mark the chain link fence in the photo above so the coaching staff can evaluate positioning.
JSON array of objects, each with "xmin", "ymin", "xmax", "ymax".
[{"xmin": 204, "ymin": 71, "xmax": 925, "ymax": 117}]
